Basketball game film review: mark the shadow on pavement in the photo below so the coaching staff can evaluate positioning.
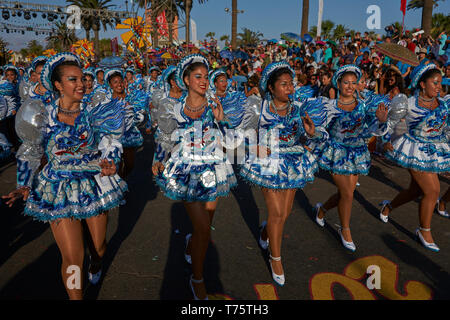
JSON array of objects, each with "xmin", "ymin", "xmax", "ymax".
[
  {"xmin": 84, "ymin": 133, "xmax": 158, "ymax": 299},
  {"xmin": 382, "ymin": 233, "xmax": 450, "ymax": 300},
  {"xmin": 230, "ymin": 171, "xmax": 261, "ymax": 242},
  {"xmin": 159, "ymin": 202, "xmax": 224, "ymax": 299},
  {"xmin": 0, "ymin": 243, "xmax": 65, "ymax": 299},
  {"xmin": 0, "ymin": 202, "xmax": 49, "ymax": 268}
]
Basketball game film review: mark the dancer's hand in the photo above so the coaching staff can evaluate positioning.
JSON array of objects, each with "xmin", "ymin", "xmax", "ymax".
[
  {"xmin": 376, "ymin": 103, "xmax": 389, "ymax": 123},
  {"xmin": 383, "ymin": 142, "xmax": 394, "ymax": 152},
  {"xmin": 254, "ymin": 145, "xmax": 271, "ymax": 158},
  {"xmin": 100, "ymin": 159, "xmax": 117, "ymax": 176},
  {"xmin": 2, "ymin": 187, "xmax": 30, "ymax": 207},
  {"xmin": 210, "ymin": 96, "xmax": 224, "ymax": 121},
  {"xmin": 152, "ymin": 162, "xmax": 164, "ymax": 176},
  {"xmin": 302, "ymin": 112, "xmax": 316, "ymax": 137}
]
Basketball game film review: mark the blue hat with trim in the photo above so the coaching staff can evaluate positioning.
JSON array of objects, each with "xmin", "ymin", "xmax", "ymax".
[
  {"xmin": 41, "ymin": 52, "xmax": 81, "ymax": 92},
  {"xmin": 31, "ymin": 56, "xmax": 48, "ymax": 72},
  {"xmin": 95, "ymin": 67, "xmax": 104, "ymax": 75},
  {"xmin": 125, "ymin": 67, "xmax": 135, "ymax": 74},
  {"xmin": 332, "ymin": 64, "xmax": 362, "ymax": 88},
  {"xmin": 160, "ymin": 65, "xmax": 177, "ymax": 92},
  {"xmin": 209, "ymin": 69, "xmax": 227, "ymax": 90},
  {"xmin": 260, "ymin": 60, "xmax": 295, "ymax": 92},
  {"xmin": 104, "ymin": 68, "xmax": 124, "ymax": 88},
  {"xmin": 4, "ymin": 64, "xmax": 19, "ymax": 75},
  {"xmin": 149, "ymin": 66, "xmax": 161, "ymax": 73},
  {"xmin": 175, "ymin": 54, "xmax": 209, "ymax": 91},
  {"xmin": 83, "ymin": 67, "xmax": 95, "ymax": 78},
  {"xmin": 410, "ymin": 62, "xmax": 439, "ymax": 89}
]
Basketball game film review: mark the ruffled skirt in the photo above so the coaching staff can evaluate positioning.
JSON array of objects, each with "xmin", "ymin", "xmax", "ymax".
[
  {"xmin": 121, "ymin": 126, "xmax": 144, "ymax": 148},
  {"xmin": 317, "ymin": 140, "xmax": 371, "ymax": 175},
  {"xmin": 239, "ymin": 149, "xmax": 318, "ymax": 189},
  {"xmin": 156, "ymin": 159, "xmax": 237, "ymax": 202},
  {"xmin": 24, "ymin": 171, "xmax": 128, "ymax": 222},
  {"xmin": 385, "ymin": 134, "xmax": 450, "ymax": 173}
]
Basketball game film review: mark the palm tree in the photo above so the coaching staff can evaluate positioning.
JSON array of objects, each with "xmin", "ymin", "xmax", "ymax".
[
  {"xmin": 46, "ymin": 21, "xmax": 78, "ymax": 52},
  {"xmin": 332, "ymin": 24, "xmax": 348, "ymax": 41},
  {"xmin": 220, "ymin": 35, "xmax": 230, "ymax": 46},
  {"xmin": 237, "ymin": 27, "xmax": 263, "ymax": 47},
  {"xmin": 205, "ymin": 32, "xmax": 215, "ymax": 40},
  {"xmin": 165, "ymin": 0, "xmax": 182, "ymax": 45},
  {"xmin": 407, "ymin": 0, "xmax": 442, "ymax": 37},
  {"xmin": 309, "ymin": 26, "xmax": 318, "ymax": 38},
  {"xmin": 301, "ymin": 0, "xmax": 309, "ymax": 37},
  {"xmin": 431, "ymin": 13, "xmax": 450, "ymax": 38},
  {"xmin": 0, "ymin": 37, "xmax": 9, "ymax": 65},
  {"xmin": 321, "ymin": 20, "xmax": 335, "ymax": 40},
  {"xmin": 231, "ymin": 0, "xmax": 237, "ymax": 49},
  {"xmin": 67, "ymin": 0, "xmax": 116, "ymax": 59},
  {"xmin": 21, "ymin": 40, "xmax": 44, "ymax": 58},
  {"xmin": 178, "ymin": 0, "xmax": 208, "ymax": 47}
]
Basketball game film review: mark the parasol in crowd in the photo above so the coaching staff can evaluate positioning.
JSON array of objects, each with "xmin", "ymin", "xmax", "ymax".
[
  {"xmin": 161, "ymin": 52, "xmax": 175, "ymax": 59},
  {"xmin": 374, "ymin": 42, "xmax": 419, "ymax": 66},
  {"xmin": 98, "ymin": 56, "xmax": 126, "ymax": 68},
  {"xmin": 233, "ymin": 50, "xmax": 249, "ymax": 60},
  {"xmin": 232, "ymin": 75, "xmax": 247, "ymax": 83},
  {"xmin": 268, "ymin": 39, "xmax": 278, "ymax": 44},
  {"xmin": 302, "ymin": 34, "xmax": 313, "ymax": 43},
  {"xmin": 327, "ymin": 39, "xmax": 337, "ymax": 47},
  {"xmin": 281, "ymin": 32, "xmax": 302, "ymax": 43},
  {"xmin": 220, "ymin": 50, "xmax": 234, "ymax": 61}
]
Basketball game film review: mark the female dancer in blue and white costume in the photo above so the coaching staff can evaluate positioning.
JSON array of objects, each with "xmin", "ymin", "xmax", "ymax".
[
  {"xmin": 0, "ymin": 92, "xmax": 11, "ymax": 161},
  {"xmin": 147, "ymin": 65, "xmax": 186, "ymax": 134},
  {"xmin": 314, "ymin": 65, "xmax": 389, "ymax": 252},
  {"xmin": 104, "ymin": 68, "xmax": 149, "ymax": 178},
  {"xmin": 81, "ymin": 67, "xmax": 96, "ymax": 104},
  {"xmin": 2, "ymin": 53, "xmax": 127, "ymax": 299},
  {"xmin": 230, "ymin": 61, "xmax": 327, "ymax": 286},
  {"xmin": 379, "ymin": 63, "xmax": 449, "ymax": 252},
  {"xmin": 27, "ymin": 56, "xmax": 53, "ymax": 104},
  {"xmin": 209, "ymin": 69, "xmax": 248, "ymax": 128},
  {"xmin": 152, "ymin": 54, "xmax": 235, "ymax": 300}
]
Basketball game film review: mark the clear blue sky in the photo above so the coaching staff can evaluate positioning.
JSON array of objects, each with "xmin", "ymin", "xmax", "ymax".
[{"xmin": 2, "ymin": 0, "xmax": 450, "ymax": 51}]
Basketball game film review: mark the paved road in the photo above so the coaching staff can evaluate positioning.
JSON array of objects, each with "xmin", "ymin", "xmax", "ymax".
[{"xmin": 1, "ymin": 133, "xmax": 449, "ymax": 300}]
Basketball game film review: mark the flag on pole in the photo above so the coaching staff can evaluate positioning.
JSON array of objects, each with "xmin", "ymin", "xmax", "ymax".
[
  {"xmin": 400, "ymin": 0, "xmax": 407, "ymax": 35},
  {"xmin": 400, "ymin": 0, "xmax": 407, "ymax": 16}
]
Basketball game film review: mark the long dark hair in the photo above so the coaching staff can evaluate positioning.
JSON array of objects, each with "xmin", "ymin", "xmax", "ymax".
[
  {"xmin": 418, "ymin": 68, "xmax": 442, "ymax": 90},
  {"xmin": 266, "ymin": 67, "xmax": 293, "ymax": 94},
  {"xmin": 50, "ymin": 61, "xmax": 81, "ymax": 95},
  {"xmin": 384, "ymin": 69, "xmax": 405, "ymax": 94},
  {"xmin": 183, "ymin": 62, "xmax": 208, "ymax": 88}
]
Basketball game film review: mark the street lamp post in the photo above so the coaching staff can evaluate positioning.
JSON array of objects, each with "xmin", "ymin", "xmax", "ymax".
[{"xmin": 225, "ymin": 1, "xmax": 243, "ymax": 50}]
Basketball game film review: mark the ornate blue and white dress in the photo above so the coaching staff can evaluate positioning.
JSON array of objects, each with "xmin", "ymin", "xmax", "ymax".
[
  {"xmin": 0, "ymin": 79, "xmax": 20, "ymax": 118},
  {"xmin": 116, "ymin": 89, "xmax": 149, "ymax": 149},
  {"xmin": 153, "ymin": 97, "xmax": 237, "ymax": 202},
  {"xmin": 236, "ymin": 96, "xmax": 328, "ymax": 189},
  {"xmin": 127, "ymin": 74, "xmax": 145, "ymax": 95},
  {"xmin": 15, "ymin": 97, "xmax": 127, "ymax": 222},
  {"xmin": 0, "ymin": 95, "xmax": 11, "ymax": 160},
  {"xmin": 383, "ymin": 94, "xmax": 449, "ymax": 173},
  {"xmin": 309, "ymin": 97, "xmax": 389, "ymax": 175},
  {"xmin": 28, "ymin": 83, "xmax": 54, "ymax": 104},
  {"xmin": 144, "ymin": 76, "xmax": 161, "ymax": 97},
  {"xmin": 150, "ymin": 85, "xmax": 187, "ymax": 131},
  {"xmin": 215, "ymin": 90, "xmax": 248, "ymax": 129},
  {"xmin": 293, "ymin": 85, "xmax": 316, "ymax": 103}
]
